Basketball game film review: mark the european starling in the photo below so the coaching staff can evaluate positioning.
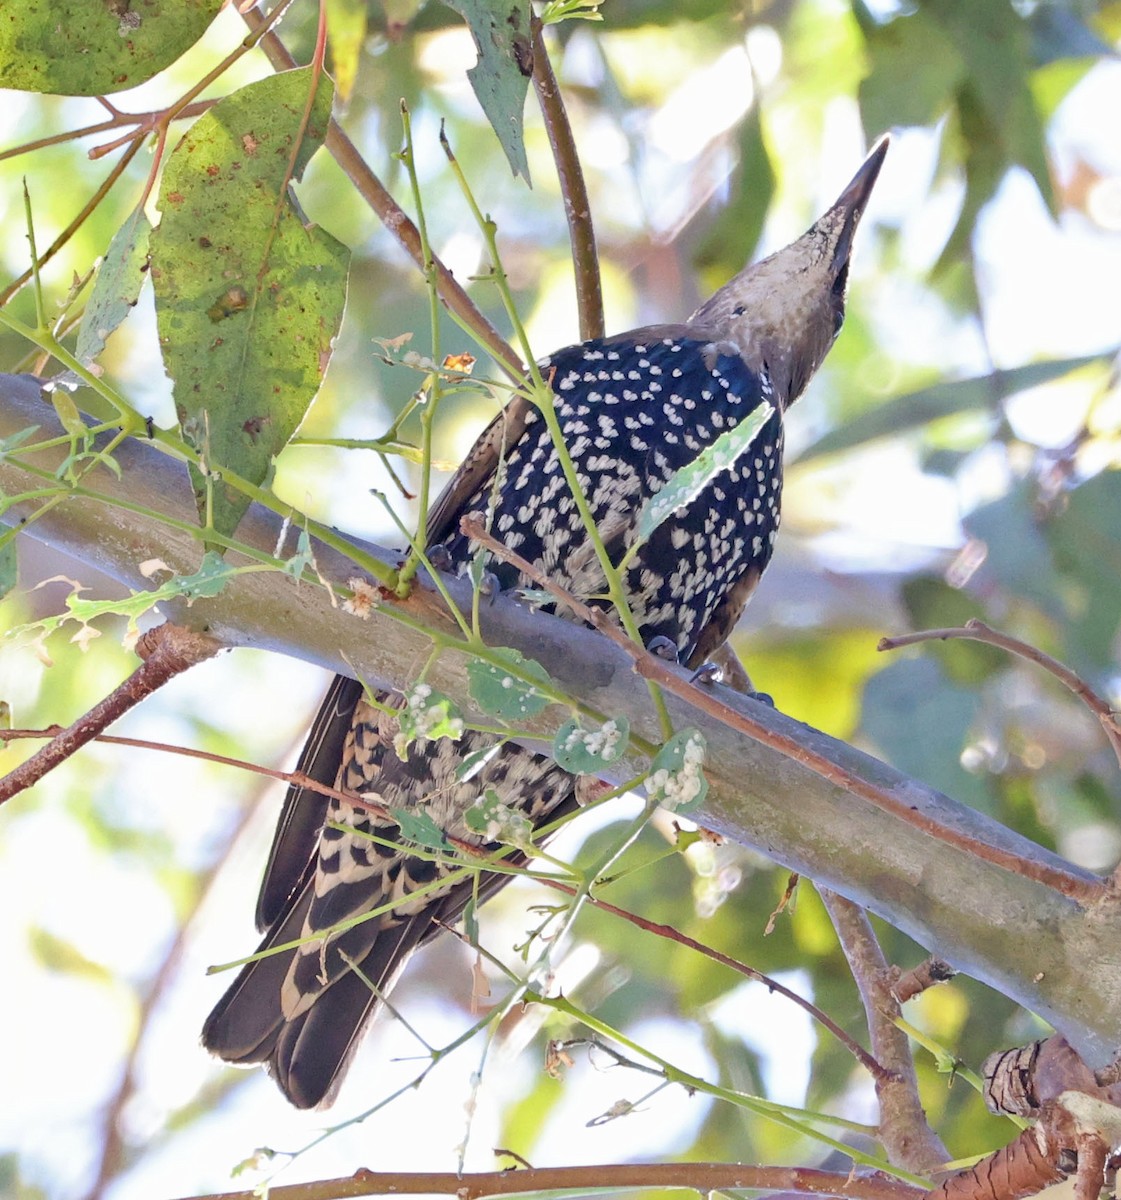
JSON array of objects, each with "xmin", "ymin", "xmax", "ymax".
[{"xmin": 202, "ymin": 137, "xmax": 888, "ymax": 1108}]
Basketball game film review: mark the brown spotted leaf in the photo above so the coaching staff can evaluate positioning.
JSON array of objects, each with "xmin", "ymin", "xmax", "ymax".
[{"xmin": 150, "ymin": 69, "xmax": 350, "ymax": 539}]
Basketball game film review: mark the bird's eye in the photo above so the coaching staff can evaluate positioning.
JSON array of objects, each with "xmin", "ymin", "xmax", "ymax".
[{"xmin": 732, "ymin": 303, "xmax": 746, "ymax": 317}]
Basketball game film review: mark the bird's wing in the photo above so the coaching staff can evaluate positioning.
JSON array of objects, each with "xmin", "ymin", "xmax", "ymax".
[{"xmin": 255, "ymin": 674, "xmax": 364, "ymax": 931}]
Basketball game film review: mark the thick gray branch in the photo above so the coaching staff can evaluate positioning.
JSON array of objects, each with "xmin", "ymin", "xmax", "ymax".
[{"xmin": 3, "ymin": 375, "xmax": 1120, "ymax": 1067}]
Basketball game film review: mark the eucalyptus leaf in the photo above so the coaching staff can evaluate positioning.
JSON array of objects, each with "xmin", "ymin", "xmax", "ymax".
[
  {"xmin": 0, "ymin": 0, "xmax": 223, "ymax": 96},
  {"xmin": 151, "ymin": 69, "xmax": 350, "ymax": 539}
]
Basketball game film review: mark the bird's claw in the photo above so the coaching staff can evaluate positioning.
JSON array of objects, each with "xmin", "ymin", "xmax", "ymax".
[
  {"xmin": 689, "ymin": 660, "xmax": 724, "ymax": 686},
  {"xmin": 478, "ymin": 570, "xmax": 502, "ymax": 604},
  {"xmin": 646, "ymin": 635, "xmax": 679, "ymax": 662},
  {"xmin": 428, "ymin": 543, "xmax": 453, "ymax": 571}
]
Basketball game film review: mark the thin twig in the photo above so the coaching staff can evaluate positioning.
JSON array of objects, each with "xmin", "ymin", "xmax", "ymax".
[
  {"xmin": 0, "ymin": 624, "xmax": 220, "ymax": 806},
  {"xmin": 0, "ymin": 136, "xmax": 145, "ymax": 307},
  {"xmin": 530, "ymin": 17, "xmax": 604, "ymax": 341},
  {"xmin": 878, "ymin": 620, "xmax": 1121, "ymax": 770},
  {"xmin": 174, "ymin": 1162, "xmax": 927, "ymax": 1200},
  {"xmin": 820, "ymin": 890, "xmax": 950, "ymax": 1174},
  {"xmin": 240, "ymin": 5, "xmax": 523, "ymax": 380},
  {"xmin": 544, "ymin": 877, "xmax": 891, "ymax": 1082},
  {"xmin": 891, "ymin": 616, "xmax": 1120, "ymax": 759},
  {"xmin": 460, "ymin": 515, "xmax": 1106, "ymax": 905},
  {"xmin": 0, "ymin": 727, "xmax": 361, "ymax": 810}
]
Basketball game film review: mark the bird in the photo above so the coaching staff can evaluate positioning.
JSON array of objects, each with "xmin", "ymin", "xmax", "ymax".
[{"xmin": 202, "ymin": 136, "xmax": 888, "ymax": 1109}]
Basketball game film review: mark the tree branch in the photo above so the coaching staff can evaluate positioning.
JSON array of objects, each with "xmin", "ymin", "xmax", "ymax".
[
  {"xmin": 4, "ymin": 375, "xmax": 1121, "ymax": 1071},
  {"xmin": 175, "ymin": 1162, "xmax": 927, "ymax": 1200},
  {"xmin": 531, "ymin": 18, "xmax": 604, "ymax": 341},
  {"xmin": 820, "ymin": 890, "xmax": 950, "ymax": 1174}
]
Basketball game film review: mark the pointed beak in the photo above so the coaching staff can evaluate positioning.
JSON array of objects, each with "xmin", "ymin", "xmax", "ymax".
[{"xmin": 825, "ymin": 133, "xmax": 889, "ymax": 271}]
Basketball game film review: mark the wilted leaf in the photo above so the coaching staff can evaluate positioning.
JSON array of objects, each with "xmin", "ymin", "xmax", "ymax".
[
  {"xmin": 151, "ymin": 68, "xmax": 350, "ymax": 539},
  {"xmin": 0, "ymin": 0, "xmax": 223, "ymax": 96}
]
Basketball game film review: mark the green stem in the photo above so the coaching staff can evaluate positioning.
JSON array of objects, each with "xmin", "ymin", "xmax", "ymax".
[{"xmin": 395, "ymin": 103, "xmax": 445, "ymax": 597}]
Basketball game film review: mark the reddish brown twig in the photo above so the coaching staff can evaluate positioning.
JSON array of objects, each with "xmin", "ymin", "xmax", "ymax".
[
  {"xmin": 241, "ymin": 6, "xmax": 522, "ymax": 381},
  {"xmin": 543, "ymin": 878, "xmax": 891, "ymax": 1083},
  {"xmin": 0, "ymin": 726, "xmax": 361, "ymax": 811},
  {"xmin": 878, "ymin": 620, "xmax": 1121, "ymax": 772},
  {"xmin": 0, "ymin": 624, "xmax": 220, "ymax": 806},
  {"xmin": 176, "ymin": 1162, "xmax": 927, "ymax": 1200},
  {"xmin": 459, "ymin": 514, "xmax": 1105, "ymax": 905}
]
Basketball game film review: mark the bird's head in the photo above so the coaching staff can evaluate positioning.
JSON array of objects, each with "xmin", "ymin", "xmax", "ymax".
[{"xmin": 690, "ymin": 135, "xmax": 888, "ymax": 411}]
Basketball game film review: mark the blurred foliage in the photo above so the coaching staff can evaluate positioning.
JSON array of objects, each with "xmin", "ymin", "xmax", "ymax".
[{"xmin": 1, "ymin": 0, "xmax": 1120, "ymax": 1198}]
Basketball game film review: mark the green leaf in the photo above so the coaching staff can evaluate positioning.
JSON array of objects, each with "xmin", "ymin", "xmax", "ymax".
[
  {"xmin": 553, "ymin": 716, "xmax": 630, "ymax": 773},
  {"xmin": 151, "ymin": 68, "xmax": 350, "ymax": 539},
  {"xmin": 464, "ymin": 788, "xmax": 533, "ymax": 846},
  {"xmin": 443, "ymin": 0, "xmax": 533, "ymax": 180},
  {"xmin": 393, "ymin": 683, "xmax": 465, "ymax": 760},
  {"xmin": 963, "ymin": 484, "xmax": 1062, "ymax": 621},
  {"xmin": 326, "ymin": 0, "xmax": 367, "ymax": 105},
  {"xmin": 861, "ymin": 657, "xmax": 987, "ymax": 811},
  {"xmin": 694, "ymin": 104, "xmax": 774, "ymax": 285},
  {"xmin": 630, "ymin": 401, "xmax": 774, "ymax": 554},
  {"xmin": 0, "ymin": 0, "xmax": 224, "ymax": 96},
  {"xmin": 855, "ymin": 3, "xmax": 964, "ymax": 136},
  {"xmin": 644, "ymin": 729, "xmax": 707, "ymax": 813},
  {"xmin": 174, "ymin": 551, "xmax": 239, "ymax": 600},
  {"xmin": 0, "ymin": 425, "xmax": 41, "ymax": 457},
  {"xmin": 900, "ymin": 577, "xmax": 1006, "ymax": 685},
  {"xmin": 0, "ymin": 539, "xmax": 15, "ymax": 600},
  {"xmin": 1047, "ymin": 468, "xmax": 1121, "ymax": 669},
  {"xmin": 466, "ymin": 650, "xmax": 553, "ymax": 720},
  {"xmin": 384, "ymin": 806, "xmax": 449, "ymax": 850},
  {"xmin": 75, "ymin": 208, "xmax": 152, "ymax": 370},
  {"xmin": 28, "ymin": 927, "xmax": 114, "ymax": 983},
  {"xmin": 792, "ymin": 355, "xmax": 1109, "ymax": 463}
]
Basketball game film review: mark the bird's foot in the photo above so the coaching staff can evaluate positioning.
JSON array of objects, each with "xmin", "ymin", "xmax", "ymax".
[{"xmin": 646, "ymin": 635, "xmax": 680, "ymax": 662}]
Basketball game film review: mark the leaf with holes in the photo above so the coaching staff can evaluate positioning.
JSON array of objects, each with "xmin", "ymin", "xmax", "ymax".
[
  {"xmin": 467, "ymin": 650, "xmax": 552, "ymax": 721},
  {"xmin": 644, "ymin": 729, "xmax": 707, "ymax": 813},
  {"xmin": 383, "ymin": 807, "xmax": 449, "ymax": 851},
  {"xmin": 150, "ymin": 68, "xmax": 350, "ymax": 539},
  {"xmin": 553, "ymin": 716, "xmax": 630, "ymax": 774}
]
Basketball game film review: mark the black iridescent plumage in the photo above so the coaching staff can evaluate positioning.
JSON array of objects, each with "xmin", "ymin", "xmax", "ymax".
[{"xmin": 202, "ymin": 139, "xmax": 888, "ymax": 1108}]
